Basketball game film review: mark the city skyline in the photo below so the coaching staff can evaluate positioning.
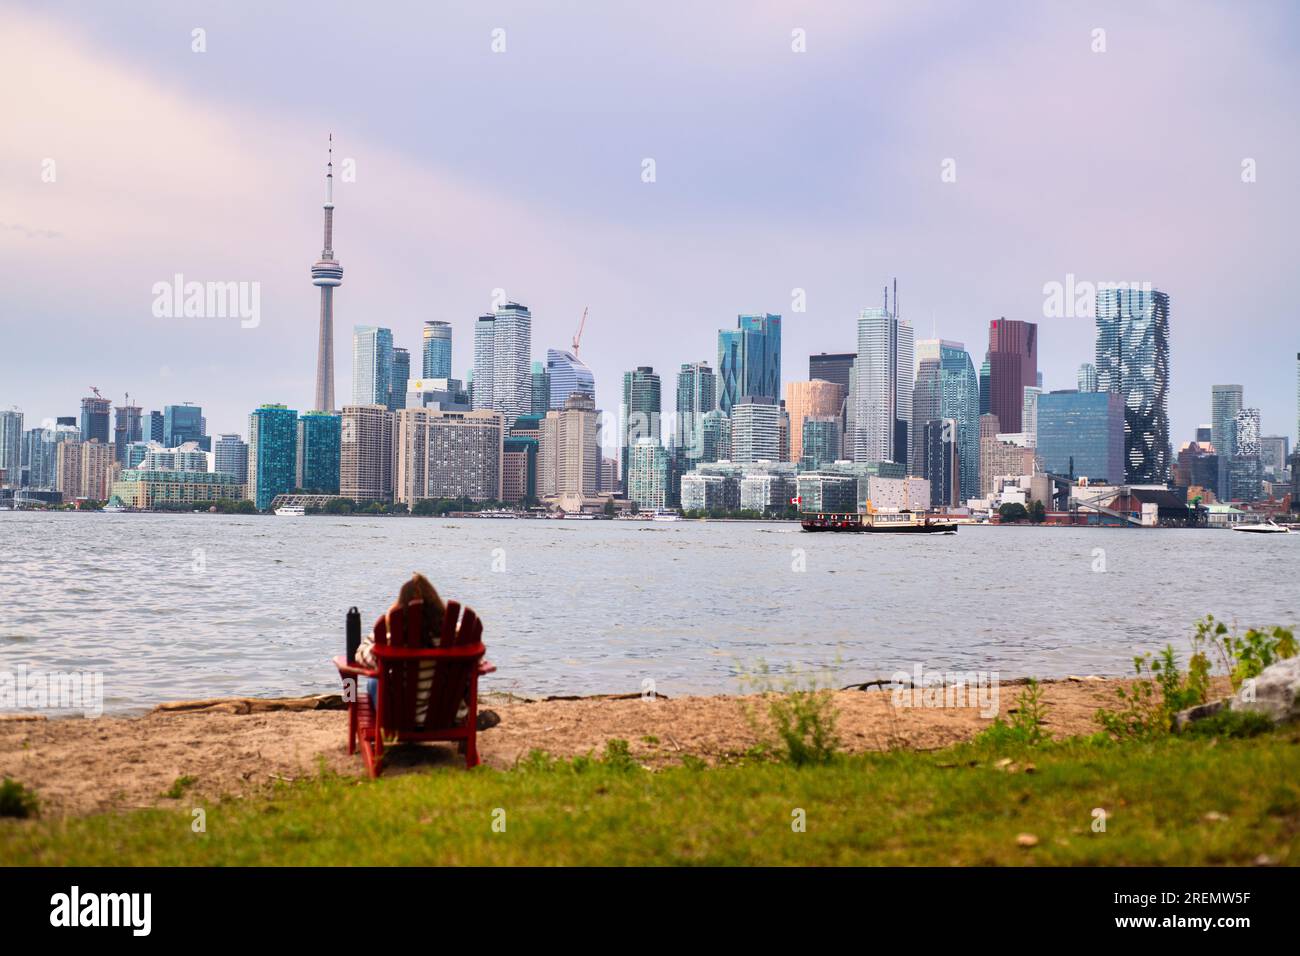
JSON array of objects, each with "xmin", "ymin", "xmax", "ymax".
[{"xmin": 4, "ymin": 3, "xmax": 1300, "ymax": 448}]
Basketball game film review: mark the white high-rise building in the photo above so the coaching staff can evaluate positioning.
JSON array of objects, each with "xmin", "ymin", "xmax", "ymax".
[
  {"xmin": 852, "ymin": 307, "xmax": 913, "ymax": 465},
  {"xmin": 1022, "ymin": 386, "xmax": 1042, "ymax": 449},
  {"xmin": 472, "ymin": 313, "xmax": 495, "ymax": 412},
  {"xmin": 471, "ymin": 303, "xmax": 532, "ymax": 427}
]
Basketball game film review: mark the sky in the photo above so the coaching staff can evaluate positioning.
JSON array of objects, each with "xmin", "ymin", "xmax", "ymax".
[{"xmin": 2, "ymin": 0, "xmax": 1298, "ymax": 448}]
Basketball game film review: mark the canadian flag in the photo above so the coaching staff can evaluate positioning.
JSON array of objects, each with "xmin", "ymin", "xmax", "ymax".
[{"xmin": 790, "ymin": 496, "xmax": 802, "ymax": 505}]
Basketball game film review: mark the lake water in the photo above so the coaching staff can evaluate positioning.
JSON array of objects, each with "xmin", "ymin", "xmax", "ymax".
[{"xmin": 1, "ymin": 512, "xmax": 1297, "ymax": 714}]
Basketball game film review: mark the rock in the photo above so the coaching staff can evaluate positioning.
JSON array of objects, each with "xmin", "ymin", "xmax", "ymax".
[
  {"xmin": 1229, "ymin": 657, "xmax": 1300, "ymax": 724},
  {"xmin": 1174, "ymin": 656, "xmax": 1300, "ymax": 730},
  {"xmin": 1016, "ymin": 833, "xmax": 1039, "ymax": 847}
]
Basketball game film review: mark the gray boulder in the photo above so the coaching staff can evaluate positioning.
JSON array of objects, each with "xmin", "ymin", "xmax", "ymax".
[
  {"xmin": 1173, "ymin": 656, "xmax": 1300, "ymax": 731},
  {"xmin": 1229, "ymin": 656, "xmax": 1300, "ymax": 724}
]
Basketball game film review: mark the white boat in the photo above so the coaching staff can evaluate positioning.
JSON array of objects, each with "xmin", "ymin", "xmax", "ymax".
[
  {"xmin": 562, "ymin": 512, "xmax": 595, "ymax": 520},
  {"xmin": 650, "ymin": 509, "xmax": 680, "ymax": 522},
  {"xmin": 1233, "ymin": 518, "xmax": 1289, "ymax": 534},
  {"xmin": 275, "ymin": 505, "xmax": 306, "ymax": 517}
]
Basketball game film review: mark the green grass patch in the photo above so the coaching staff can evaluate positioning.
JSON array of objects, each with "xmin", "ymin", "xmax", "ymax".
[{"xmin": 3, "ymin": 732, "xmax": 1298, "ymax": 866}]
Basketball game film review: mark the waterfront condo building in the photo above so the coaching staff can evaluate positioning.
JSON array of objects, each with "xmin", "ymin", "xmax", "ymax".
[
  {"xmin": 395, "ymin": 407, "xmax": 503, "ymax": 504},
  {"xmin": 1095, "ymin": 288, "xmax": 1171, "ymax": 484},
  {"xmin": 530, "ymin": 361, "xmax": 552, "ymax": 416},
  {"xmin": 730, "ymin": 397, "xmax": 782, "ymax": 463},
  {"xmin": 247, "ymin": 404, "xmax": 298, "ymax": 510},
  {"xmin": 111, "ymin": 469, "xmax": 243, "ymax": 509},
  {"xmin": 389, "ymin": 346, "xmax": 410, "ymax": 412},
  {"xmin": 1210, "ymin": 384, "xmax": 1244, "ymax": 499},
  {"xmin": 56, "ymin": 439, "xmax": 114, "ymax": 502},
  {"xmin": 296, "ymin": 410, "xmax": 341, "ymax": 494},
  {"xmin": 626, "ymin": 437, "xmax": 671, "ymax": 510},
  {"xmin": 112, "ymin": 400, "xmax": 143, "ymax": 466},
  {"xmin": 800, "ymin": 416, "xmax": 842, "ymax": 471},
  {"xmin": 213, "ymin": 433, "xmax": 249, "ymax": 484},
  {"xmin": 340, "ymin": 404, "xmax": 396, "ymax": 503}
]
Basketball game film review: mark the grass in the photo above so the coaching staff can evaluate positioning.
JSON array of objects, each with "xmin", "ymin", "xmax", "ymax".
[{"xmin": 3, "ymin": 731, "xmax": 1298, "ymax": 865}]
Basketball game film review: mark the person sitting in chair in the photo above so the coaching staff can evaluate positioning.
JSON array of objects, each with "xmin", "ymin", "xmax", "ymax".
[{"xmin": 355, "ymin": 572, "xmax": 499, "ymax": 730}]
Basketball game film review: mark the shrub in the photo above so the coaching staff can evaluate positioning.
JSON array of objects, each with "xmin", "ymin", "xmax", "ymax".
[
  {"xmin": 0, "ymin": 778, "xmax": 39, "ymax": 819},
  {"xmin": 1179, "ymin": 709, "xmax": 1275, "ymax": 740},
  {"xmin": 1192, "ymin": 615, "xmax": 1297, "ymax": 692},
  {"xmin": 741, "ymin": 662, "xmax": 842, "ymax": 766},
  {"xmin": 975, "ymin": 679, "xmax": 1049, "ymax": 747}
]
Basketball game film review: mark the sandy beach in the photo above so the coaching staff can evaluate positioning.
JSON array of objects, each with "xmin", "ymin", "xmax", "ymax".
[{"xmin": 0, "ymin": 677, "xmax": 1163, "ymax": 817}]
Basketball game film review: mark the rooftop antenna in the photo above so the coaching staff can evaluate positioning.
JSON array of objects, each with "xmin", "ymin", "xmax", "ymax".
[{"xmin": 893, "ymin": 277, "xmax": 898, "ymax": 319}]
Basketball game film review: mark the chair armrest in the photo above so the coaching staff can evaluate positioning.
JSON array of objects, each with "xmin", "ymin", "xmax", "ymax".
[
  {"xmin": 333, "ymin": 654, "xmax": 378, "ymax": 679},
  {"xmin": 371, "ymin": 643, "xmax": 486, "ymax": 661}
]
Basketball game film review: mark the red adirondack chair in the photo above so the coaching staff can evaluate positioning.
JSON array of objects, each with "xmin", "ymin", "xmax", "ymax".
[{"xmin": 333, "ymin": 599, "xmax": 491, "ymax": 776}]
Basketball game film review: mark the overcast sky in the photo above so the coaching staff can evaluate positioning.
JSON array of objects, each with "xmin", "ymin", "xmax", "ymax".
[{"xmin": 3, "ymin": 0, "xmax": 1298, "ymax": 448}]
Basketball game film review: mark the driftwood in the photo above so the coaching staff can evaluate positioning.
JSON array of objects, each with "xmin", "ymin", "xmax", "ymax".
[
  {"xmin": 151, "ymin": 694, "xmax": 344, "ymax": 715},
  {"xmin": 842, "ymin": 675, "xmax": 1102, "ymax": 692},
  {"xmin": 541, "ymin": 691, "xmax": 671, "ymax": 702}
]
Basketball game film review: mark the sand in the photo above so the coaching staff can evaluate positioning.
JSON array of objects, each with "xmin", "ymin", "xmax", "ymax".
[{"xmin": 0, "ymin": 677, "xmax": 1177, "ymax": 818}]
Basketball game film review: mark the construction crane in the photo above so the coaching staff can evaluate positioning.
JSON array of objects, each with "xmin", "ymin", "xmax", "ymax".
[
  {"xmin": 89, "ymin": 386, "xmax": 104, "ymax": 400},
  {"xmin": 571, "ymin": 306, "xmax": 589, "ymax": 355}
]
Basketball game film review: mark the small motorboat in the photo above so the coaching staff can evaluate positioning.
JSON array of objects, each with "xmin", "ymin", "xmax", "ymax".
[{"xmin": 1232, "ymin": 518, "xmax": 1289, "ymax": 534}]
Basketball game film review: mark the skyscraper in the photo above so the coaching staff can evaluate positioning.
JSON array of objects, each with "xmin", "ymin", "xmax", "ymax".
[
  {"xmin": 143, "ymin": 410, "xmax": 164, "ymax": 443},
  {"xmin": 1077, "ymin": 363, "xmax": 1098, "ymax": 393},
  {"xmin": 538, "ymin": 393, "xmax": 600, "ymax": 499},
  {"xmin": 421, "ymin": 321, "xmax": 453, "ymax": 379},
  {"xmin": 530, "ymin": 361, "xmax": 551, "ymax": 416},
  {"xmin": 247, "ymin": 404, "xmax": 298, "ymax": 510},
  {"xmin": 80, "ymin": 393, "xmax": 111, "ymax": 444},
  {"xmin": 471, "ymin": 313, "xmax": 495, "ymax": 412},
  {"xmin": 164, "ymin": 403, "xmax": 207, "ymax": 450},
  {"xmin": 786, "ymin": 379, "xmax": 847, "ymax": 465},
  {"xmin": 492, "ymin": 302, "xmax": 533, "ymax": 427},
  {"xmin": 852, "ymin": 306, "xmax": 913, "ymax": 465},
  {"xmin": 1210, "ymin": 384, "xmax": 1243, "ymax": 498},
  {"xmin": 800, "ymin": 417, "xmax": 841, "ymax": 470},
  {"xmin": 978, "ymin": 358, "xmax": 991, "ymax": 416},
  {"xmin": 911, "ymin": 340, "xmax": 979, "ymax": 502},
  {"xmin": 1095, "ymin": 288, "xmax": 1171, "ymax": 484},
  {"xmin": 808, "ymin": 353, "xmax": 854, "ymax": 394},
  {"xmin": 621, "ymin": 366, "xmax": 662, "ymax": 493},
  {"xmin": 352, "ymin": 326, "xmax": 394, "ymax": 407},
  {"xmin": 112, "ymin": 398, "xmax": 142, "ymax": 465},
  {"xmin": 296, "ymin": 410, "xmax": 342, "ymax": 493},
  {"xmin": 389, "ymin": 347, "xmax": 410, "ymax": 412},
  {"xmin": 0, "ymin": 409, "xmax": 22, "ymax": 488},
  {"xmin": 718, "ymin": 313, "xmax": 782, "ymax": 413},
  {"xmin": 675, "ymin": 361, "xmax": 718, "ymax": 469},
  {"xmin": 987, "ymin": 318, "xmax": 1037, "ymax": 435},
  {"xmin": 312, "ymin": 137, "xmax": 344, "ymax": 412},
  {"xmin": 471, "ymin": 303, "xmax": 533, "ymax": 426},
  {"xmin": 546, "ymin": 347, "xmax": 595, "ymax": 410}
]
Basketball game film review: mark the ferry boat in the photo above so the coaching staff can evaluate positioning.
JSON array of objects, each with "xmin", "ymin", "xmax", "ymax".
[
  {"xmin": 274, "ymin": 505, "xmax": 306, "ymax": 517},
  {"xmin": 800, "ymin": 506, "xmax": 957, "ymax": 534},
  {"xmin": 649, "ymin": 509, "xmax": 680, "ymax": 522}
]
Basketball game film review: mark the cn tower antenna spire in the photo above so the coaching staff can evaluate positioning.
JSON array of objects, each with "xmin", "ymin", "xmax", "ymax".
[{"xmin": 312, "ymin": 134, "xmax": 344, "ymax": 411}]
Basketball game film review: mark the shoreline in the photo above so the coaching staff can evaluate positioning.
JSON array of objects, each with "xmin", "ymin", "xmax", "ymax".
[{"xmin": 0, "ymin": 676, "xmax": 1188, "ymax": 818}]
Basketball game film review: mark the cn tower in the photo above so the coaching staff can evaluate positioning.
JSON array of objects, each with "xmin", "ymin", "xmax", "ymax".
[{"xmin": 311, "ymin": 135, "xmax": 344, "ymax": 411}]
